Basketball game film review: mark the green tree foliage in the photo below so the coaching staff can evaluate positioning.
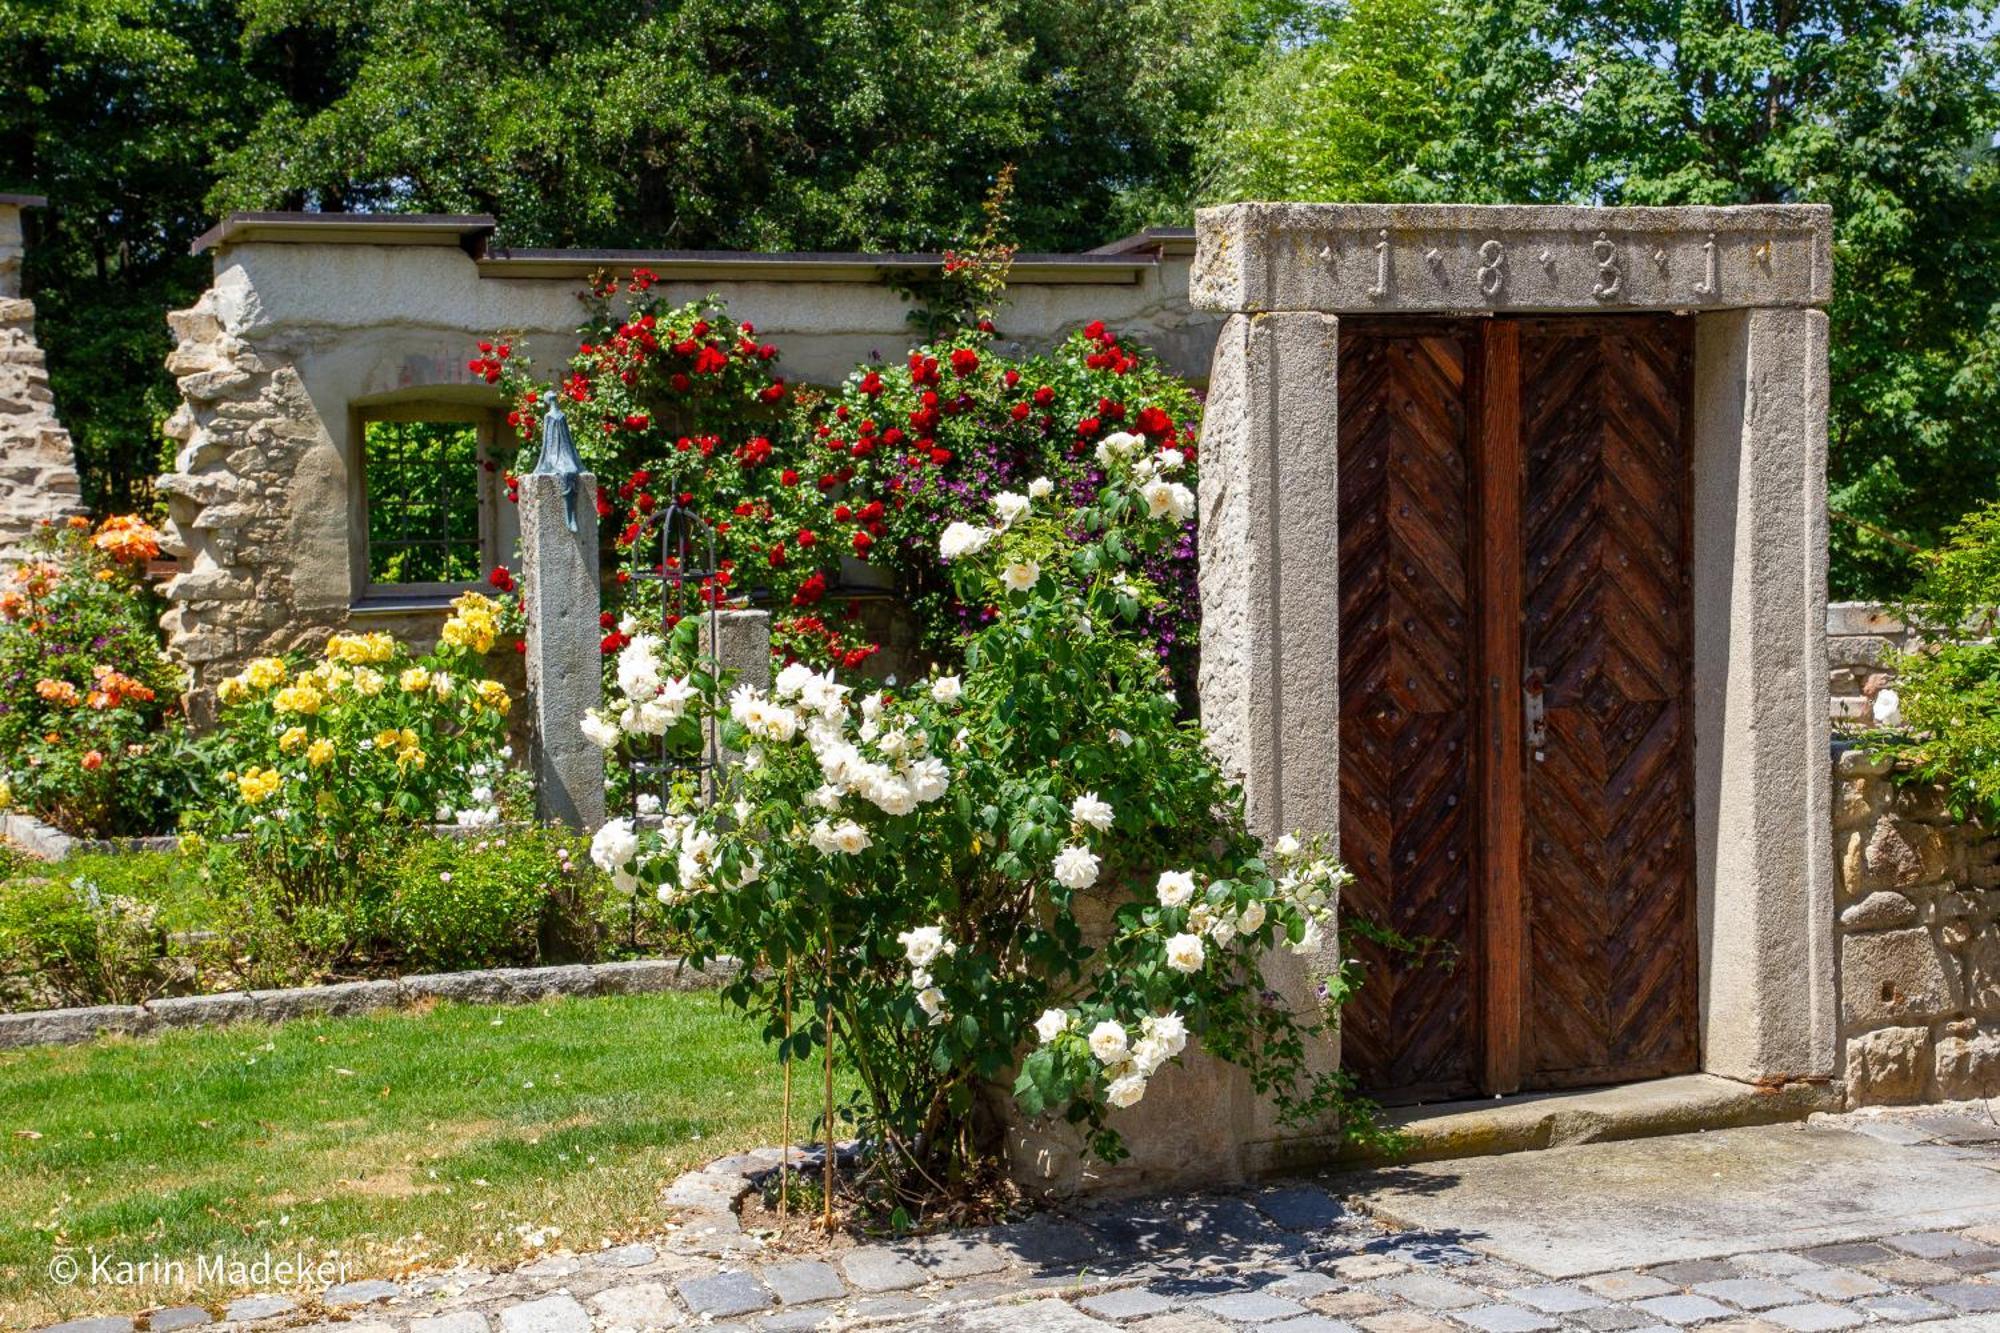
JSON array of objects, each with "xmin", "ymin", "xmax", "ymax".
[
  {"xmin": 209, "ymin": 0, "xmax": 1283, "ymax": 254},
  {"xmin": 0, "ymin": 0, "xmax": 266, "ymax": 509},
  {"xmin": 1866, "ymin": 498, "xmax": 2000, "ymax": 818},
  {"xmin": 1197, "ymin": 0, "xmax": 1460, "ymax": 203},
  {"xmin": 1204, "ymin": 0, "xmax": 2000, "ymax": 599},
  {"xmin": 3, "ymin": 0, "xmax": 1297, "ymax": 509}
]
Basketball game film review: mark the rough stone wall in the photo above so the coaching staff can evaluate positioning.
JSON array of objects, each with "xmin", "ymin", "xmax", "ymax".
[
  {"xmin": 1827, "ymin": 603, "xmax": 1913, "ymax": 727},
  {"xmin": 1834, "ymin": 746, "xmax": 2000, "ymax": 1104},
  {"xmin": 0, "ymin": 298, "xmax": 84, "ymax": 553},
  {"xmin": 158, "ymin": 293, "xmax": 335, "ymax": 716},
  {"xmin": 0, "ymin": 205, "xmax": 84, "ymax": 551}
]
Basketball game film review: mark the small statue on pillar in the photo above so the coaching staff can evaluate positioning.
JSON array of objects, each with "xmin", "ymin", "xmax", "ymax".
[{"xmin": 529, "ymin": 389, "xmax": 585, "ymax": 532}]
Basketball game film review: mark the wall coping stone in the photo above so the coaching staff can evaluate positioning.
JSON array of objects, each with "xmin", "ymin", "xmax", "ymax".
[
  {"xmin": 1827, "ymin": 601, "xmax": 1906, "ymax": 637},
  {"xmin": 0, "ymin": 957, "xmax": 740, "ymax": 1050}
]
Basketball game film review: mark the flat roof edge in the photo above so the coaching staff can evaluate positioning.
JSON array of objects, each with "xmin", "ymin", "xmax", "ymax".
[
  {"xmin": 475, "ymin": 248, "xmax": 1151, "ymax": 285},
  {"xmin": 192, "ymin": 212, "xmax": 500, "ymax": 255},
  {"xmin": 1087, "ymin": 226, "xmax": 1197, "ymax": 257},
  {"xmin": 184, "ymin": 213, "xmax": 1162, "ymax": 283},
  {"xmin": 0, "ymin": 194, "xmax": 48, "ymax": 209}
]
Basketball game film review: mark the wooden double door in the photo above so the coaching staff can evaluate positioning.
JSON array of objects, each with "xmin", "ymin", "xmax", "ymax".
[{"xmin": 1336, "ymin": 313, "xmax": 1699, "ymax": 1102}]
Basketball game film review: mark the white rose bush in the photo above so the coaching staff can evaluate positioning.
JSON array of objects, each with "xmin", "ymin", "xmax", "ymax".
[{"xmin": 583, "ymin": 439, "xmax": 1378, "ymax": 1204}]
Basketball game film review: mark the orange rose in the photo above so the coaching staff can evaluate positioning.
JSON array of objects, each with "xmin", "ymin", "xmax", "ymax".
[
  {"xmin": 80, "ymin": 750, "xmax": 104, "ymax": 771},
  {"xmin": 87, "ymin": 666, "xmax": 156, "ymax": 709},
  {"xmin": 92, "ymin": 515, "xmax": 163, "ymax": 565}
]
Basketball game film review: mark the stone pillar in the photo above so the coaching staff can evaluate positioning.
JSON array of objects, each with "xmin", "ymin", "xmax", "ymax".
[
  {"xmin": 697, "ymin": 608, "xmax": 770, "ymax": 783},
  {"xmin": 1691, "ymin": 307, "xmax": 1837, "ymax": 1083},
  {"xmin": 700, "ymin": 609, "xmax": 772, "ymax": 692},
  {"xmin": 1199, "ymin": 309, "xmax": 1347, "ymax": 1172},
  {"xmin": 0, "ymin": 196, "xmax": 84, "ymax": 555},
  {"xmin": 521, "ymin": 472, "xmax": 605, "ymax": 830},
  {"xmin": 1199, "ymin": 311, "xmax": 1343, "ymax": 843},
  {"xmin": 0, "ymin": 201, "xmax": 23, "ymax": 300}
]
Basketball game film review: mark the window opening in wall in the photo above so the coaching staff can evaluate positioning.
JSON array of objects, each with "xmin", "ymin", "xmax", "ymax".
[{"xmin": 363, "ymin": 418, "xmax": 488, "ymax": 586}]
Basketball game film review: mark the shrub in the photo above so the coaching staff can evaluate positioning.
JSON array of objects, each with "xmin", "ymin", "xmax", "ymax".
[
  {"xmin": 1866, "ymin": 499, "xmax": 2000, "ymax": 817},
  {"xmin": 194, "ymin": 593, "xmax": 521, "ymax": 910},
  {"xmin": 582, "ymin": 435, "xmax": 1370, "ymax": 1207},
  {"xmin": 0, "ymin": 871, "xmax": 167, "ymax": 1007},
  {"xmin": 0, "ymin": 514, "xmax": 201, "ymax": 835},
  {"xmin": 0, "ymin": 834, "xmax": 638, "ymax": 1006},
  {"xmin": 384, "ymin": 828, "xmax": 603, "ymax": 972},
  {"xmin": 803, "ymin": 320, "xmax": 1203, "ymax": 690}
]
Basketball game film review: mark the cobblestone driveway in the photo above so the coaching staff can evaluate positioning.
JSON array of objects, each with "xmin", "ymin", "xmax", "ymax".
[{"xmin": 33, "ymin": 1105, "xmax": 2000, "ymax": 1333}]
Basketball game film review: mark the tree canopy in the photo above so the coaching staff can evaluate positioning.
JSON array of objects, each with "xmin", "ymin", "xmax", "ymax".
[
  {"xmin": 7, "ymin": 0, "xmax": 2000, "ymax": 597},
  {"xmin": 1, "ymin": 0, "xmax": 1298, "ymax": 511},
  {"xmin": 209, "ymin": 0, "xmax": 1279, "ymax": 253},
  {"xmin": 0, "ymin": 0, "xmax": 265, "ymax": 508}
]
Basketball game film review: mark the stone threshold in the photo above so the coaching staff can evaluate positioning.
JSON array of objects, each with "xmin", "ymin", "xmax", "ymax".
[{"xmin": 1341, "ymin": 1072, "xmax": 1843, "ymax": 1167}]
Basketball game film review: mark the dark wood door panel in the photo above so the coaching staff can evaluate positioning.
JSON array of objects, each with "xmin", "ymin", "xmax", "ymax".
[
  {"xmin": 1518, "ymin": 316, "xmax": 1698, "ymax": 1088},
  {"xmin": 1336, "ymin": 314, "xmax": 1698, "ymax": 1100},
  {"xmin": 1336, "ymin": 326, "xmax": 1479, "ymax": 1101}
]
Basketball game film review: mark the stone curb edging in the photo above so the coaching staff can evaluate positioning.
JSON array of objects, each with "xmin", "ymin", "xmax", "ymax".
[
  {"xmin": 659, "ymin": 1140, "xmax": 861, "ymax": 1258},
  {"xmin": 0, "ymin": 811, "xmax": 108, "ymax": 859},
  {"xmin": 2, "ymin": 811, "xmax": 528, "ymax": 861},
  {"xmin": 0, "ymin": 957, "xmax": 740, "ymax": 1051}
]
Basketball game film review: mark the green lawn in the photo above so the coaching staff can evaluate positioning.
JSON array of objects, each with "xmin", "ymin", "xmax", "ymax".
[{"xmin": 0, "ymin": 991, "xmax": 811, "ymax": 1328}]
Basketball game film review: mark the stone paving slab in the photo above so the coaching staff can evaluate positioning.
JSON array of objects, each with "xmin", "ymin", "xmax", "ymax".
[
  {"xmin": 223, "ymin": 1297, "xmax": 297, "ymax": 1322},
  {"xmin": 757, "ymin": 1260, "xmax": 844, "ymax": 1306},
  {"xmin": 1354, "ymin": 1122, "xmax": 2000, "ymax": 1277}
]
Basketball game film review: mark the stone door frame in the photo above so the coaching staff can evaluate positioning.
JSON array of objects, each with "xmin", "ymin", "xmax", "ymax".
[{"xmin": 1193, "ymin": 203, "xmax": 1836, "ymax": 1099}]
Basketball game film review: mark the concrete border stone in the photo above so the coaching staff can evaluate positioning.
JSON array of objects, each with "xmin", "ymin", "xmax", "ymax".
[
  {"xmin": 0, "ymin": 958, "xmax": 738, "ymax": 1050},
  {"xmin": 146, "ymin": 992, "xmax": 259, "ymax": 1030},
  {"xmin": 0, "ymin": 1004, "xmax": 149, "ymax": 1047},
  {"xmin": 0, "ymin": 811, "xmax": 535, "ymax": 860}
]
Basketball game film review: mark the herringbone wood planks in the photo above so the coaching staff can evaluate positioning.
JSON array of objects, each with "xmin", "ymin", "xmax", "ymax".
[
  {"xmin": 1519, "ymin": 317, "xmax": 1698, "ymax": 1087},
  {"xmin": 1337, "ymin": 326, "xmax": 1479, "ymax": 1100}
]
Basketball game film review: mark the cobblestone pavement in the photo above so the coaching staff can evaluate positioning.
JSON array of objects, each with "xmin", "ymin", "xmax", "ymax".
[{"xmin": 33, "ymin": 1105, "xmax": 2000, "ymax": 1333}]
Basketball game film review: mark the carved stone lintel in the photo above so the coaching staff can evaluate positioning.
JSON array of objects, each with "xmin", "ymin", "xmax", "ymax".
[{"xmin": 1191, "ymin": 203, "xmax": 1832, "ymax": 313}]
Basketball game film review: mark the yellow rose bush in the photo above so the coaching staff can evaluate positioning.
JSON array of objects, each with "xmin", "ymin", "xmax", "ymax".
[{"xmin": 196, "ymin": 593, "xmax": 521, "ymax": 909}]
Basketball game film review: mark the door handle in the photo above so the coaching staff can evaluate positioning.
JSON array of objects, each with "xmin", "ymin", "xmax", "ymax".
[{"xmin": 1524, "ymin": 669, "xmax": 1548, "ymax": 761}]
